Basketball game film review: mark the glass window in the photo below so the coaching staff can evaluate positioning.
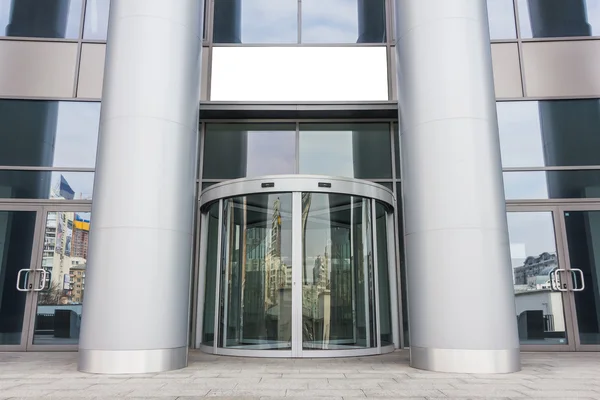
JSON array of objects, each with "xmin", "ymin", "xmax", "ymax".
[
  {"xmin": 202, "ymin": 202, "xmax": 219, "ymax": 346},
  {"xmin": 210, "ymin": 47, "xmax": 389, "ymax": 102},
  {"xmin": 375, "ymin": 202, "xmax": 393, "ymax": 346},
  {"xmin": 517, "ymin": 0, "xmax": 600, "ymax": 38},
  {"xmin": 203, "ymin": 124, "xmax": 296, "ymax": 179},
  {"xmin": 83, "ymin": 0, "xmax": 110, "ymax": 40},
  {"xmin": 394, "ymin": 123, "xmax": 400, "ymax": 178},
  {"xmin": 0, "ymin": 0, "xmax": 83, "ymax": 39},
  {"xmin": 0, "ymin": 100, "xmax": 100, "ymax": 168},
  {"xmin": 301, "ymin": 0, "xmax": 386, "ymax": 43},
  {"xmin": 213, "ymin": 0, "xmax": 298, "ymax": 43},
  {"xmin": 0, "ymin": 171, "xmax": 94, "ymax": 199},
  {"xmin": 487, "ymin": 0, "xmax": 517, "ymax": 39},
  {"xmin": 498, "ymin": 100, "xmax": 600, "ymax": 168},
  {"xmin": 299, "ymin": 123, "xmax": 392, "ymax": 179},
  {"xmin": 504, "ymin": 170, "xmax": 600, "ymax": 199}
]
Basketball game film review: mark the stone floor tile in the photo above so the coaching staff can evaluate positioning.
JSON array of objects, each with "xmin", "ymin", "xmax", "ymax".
[
  {"xmin": 205, "ymin": 389, "xmax": 286, "ymax": 397},
  {"xmin": 362, "ymin": 389, "xmax": 441, "ymax": 398},
  {"xmin": 515, "ymin": 390, "xmax": 600, "ymax": 398},
  {"xmin": 285, "ymin": 389, "xmax": 366, "ymax": 397},
  {"xmin": 440, "ymin": 388, "xmax": 527, "ymax": 397}
]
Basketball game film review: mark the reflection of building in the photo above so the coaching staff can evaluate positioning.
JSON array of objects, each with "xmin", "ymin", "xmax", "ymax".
[{"xmin": 513, "ymin": 252, "xmax": 558, "ymax": 288}]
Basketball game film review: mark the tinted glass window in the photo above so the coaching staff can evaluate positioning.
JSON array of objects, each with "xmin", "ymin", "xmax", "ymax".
[
  {"xmin": 0, "ymin": 0, "xmax": 82, "ymax": 39},
  {"xmin": 504, "ymin": 170, "xmax": 600, "ymax": 199},
  {"xmin": 517, "ymin": 0, "xmax": 600, "ymax": 38},
  {"xmin": 213, "ymin": 0, "xmax": 298, "ymax": 43},
  {"xmin": 0, "ymin": 100, "xmax": 100, "ymax": 168},
  {"xmin": 0, "ymin": 171, "xmax": 94, "ymax": 199},
  {"xmin": 83, "ymin": 0, "xmax": 110, "ymax": 40},
  {"xmin": 497, "ymin": 100, "xmax": 600, "ymax": 168},
  {"xmin": 299, "ymin": 123, "xmax": 392, "ymax": 179},
  {"xmin": 301, "ymin": 0, "xmax": 386, "ymax": 43},
  {"xmin": 487, "ymin": 0, "xmax": 517, "ymax": 39},
  {"xmin": 203, "ymin": 124, "xmax": 296, "ymax": 179}
]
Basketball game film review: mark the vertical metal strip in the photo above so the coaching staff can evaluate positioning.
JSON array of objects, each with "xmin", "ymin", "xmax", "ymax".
[
  {"xmin": 371, "ymin": 200, "xmax": 382, "ymax": 351},
  {"xmin": 212, "ymin": 199, "xmax": 224, "ymax": 353},
  {"xmin": 386, "ymin": 211, "xmax": 400, "ymax": 349},
  {"xmin": 350, "ymin": 197, "xmax": 357, "ymax": 344},
  {"xmin": 291, "ymin": 192, "xmax": 303, "ymax": 357},
  {"xmin": 72, "ymin": 0, "xmax": 88, "ymax": 97},
  {"xmin": 195, "ymin": 211, "xmax": 209, "ymax": 347},
  {"xmin": 221, "ymin": 203, "xmax": 233, "ymax": 347},
  {"xmin": 512, "ymin": 0, "xmax": 527, "ymax": 97},
  {"xmin": 361, "ymin": 200, "xmax": 371, "ymax": 348}
]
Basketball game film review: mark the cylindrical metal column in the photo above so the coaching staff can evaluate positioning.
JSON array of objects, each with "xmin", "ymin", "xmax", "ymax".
[
  {"xmin": 78, "ymin": 0, "xmax": 204, "ymax": 374},
  {"xmin": 394, "ymin": 0, "xmax": 520, "ymax": 373}
]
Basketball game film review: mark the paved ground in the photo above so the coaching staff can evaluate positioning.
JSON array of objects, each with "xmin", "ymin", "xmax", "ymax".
[{"xmin": 1, "ymin": 351, "xmax": 600, "ymax": 399}]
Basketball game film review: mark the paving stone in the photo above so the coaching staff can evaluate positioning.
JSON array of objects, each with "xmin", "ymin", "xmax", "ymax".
[
  {"xmin": 206, "ymin": 389, "xmax": 286, "ymax": 397},
  {"xmin": 285, "ymin": 389, "xmax": 366, "ymax": 397}
]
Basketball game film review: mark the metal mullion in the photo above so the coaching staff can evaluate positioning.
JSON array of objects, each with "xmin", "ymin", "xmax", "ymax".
[
  {"xmin": 212, "ymin": 199, "xmax": 224, "ymax": 353},
  {"xmin": 72, "ymin": 0, "xmax": 88, "ymax": 98},
  {"xmin": 361, "ymin": 200, "xmax": 371, "ymax": 348},
  {"xmin": 23, "ymin": 207, "xmax": 48, "ymax": 350},
  {"xmin": 0, "ymin": 36, "xmax": 78, "ymax": 43},
  {"xmin": 553, "ymin": 207, "xmax": 580, "ymax": 351},
  {"xmin": 0, "ymin": 167, "xmax": 95, "ymax": 172},
  {"xmin": 0, "ymin": 95, "xmax": 99, "ymax": 102},
  {"xmin": 512, "ymin": 0, "xmax": 527, "ymax": 97},
  {"xmin": 386, "ymin": 210, "xmax": 400, "ymax": 349},
  {"xmin": 194, "ymin": 211, "xmax": 209, "ymax": 347},
  {"xmin": 393, "ymin": 182, "xmax": 407, "ymax": 348},
  {"xmin": 291, "ymin": 192, "xmax": 303, "ymax": 357},
  {"xmin": 295, "ymin": 122, "xmax": 300, "ymax": 174},
  {"xmin": 297, "ymin": 0, "xmax": 302, "ymax": 44},
  {"xmin": 390, "ymin": 122, "xmax": 396, "ymax": 181},
  {"xmin": 503, "ymin": 166, "xmax": 600, "ymax": 172},
  {"xmin": 371, "ymin": 200, "xmax": 381, "ymax": 351}
]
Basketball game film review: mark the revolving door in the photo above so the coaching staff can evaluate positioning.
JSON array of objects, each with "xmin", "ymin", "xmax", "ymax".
[{"xmin": 197, "ymin": 176, "xmax": 398, "ymax": 357}]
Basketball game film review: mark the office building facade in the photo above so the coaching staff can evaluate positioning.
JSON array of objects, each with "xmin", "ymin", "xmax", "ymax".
[{"xmin": 1, "ymin": 0, "xmax": 600, "ymax": 374}]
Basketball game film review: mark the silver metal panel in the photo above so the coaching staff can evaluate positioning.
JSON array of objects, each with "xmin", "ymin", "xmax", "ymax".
[
  {"xmin": 78, "ymin": 347, "xmax": 188, "ymax": 374},
  {"xmin": 490, "ymin": 43, "xmax": 523, "ymax": 98},
  {"xmin": 200, "ymin": 175, "xmax": 395, "ymax": 208},
  {"xmin": 195, "ymin": 212, "xmax": 209, "ymax": 348},
  {"xmin": 0, "ymin": 41, "xmax": 77, "ymax": 97},
  {"xmin": 410, "ymin": 346, "xmax": 520, "ymax": 374},
  {"xmin": 77, "ymin": 43, "xmax": 106, "ymax": 99},
  {"xmin": 386, "ymin": 211, "xmax": 400, "ymax": 349},
  {"xmin": 78, "ymin": 0, "xmax": 204, "ymax": 374},
  {"xmin": 372, "ymin": 201, "xmax": 382, "ymax": 349},
  {"xmin": 522, "ymin": 41, "xmax": 600, "ymax": 97},
  {"xmin": 394, "ymin": 0, "xmax": 520, "ymax": 373},
  {"xmin": 291, "ymin": 193, "xmax": 303, "ymax": 358}
]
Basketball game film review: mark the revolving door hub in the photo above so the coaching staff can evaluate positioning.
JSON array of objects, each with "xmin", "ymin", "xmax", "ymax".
[{"xmin": 197, "ymin": 176, "xmax": 398, "ymax": 357}]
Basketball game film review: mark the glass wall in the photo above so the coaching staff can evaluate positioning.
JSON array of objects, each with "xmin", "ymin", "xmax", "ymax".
[
  {"xmin": 498, "ymin": 99, "xmax": 600, "ymax": 200},
  {"xmin": 0, "ymin": 100, "xmax": 99, "ymax": 200}
]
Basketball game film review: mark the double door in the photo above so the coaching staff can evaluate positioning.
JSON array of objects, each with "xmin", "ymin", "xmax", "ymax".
[
  {"xmin": 507, "ymin": 204, "xmax": 600, "ymax": 351},
  {"xmin": 0, "ymin": 203, "xmax": 91, "ymax": 351}
]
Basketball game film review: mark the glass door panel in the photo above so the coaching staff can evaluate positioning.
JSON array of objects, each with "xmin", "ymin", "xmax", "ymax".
[
  {"xmin": 31, "ymin": 210, "xmax": 90, "ymax": 346},
  {"xmin": 301, "ymin": 193, "xmax": 376, "ymax": 350},
  {"xmin": 563, "ymin": 210, "xmax": 600, "ymax": 346},
  {"xmin": 219, "ymin": 194, "xmax": 293, "ymax": 350},
  {"xmin": 506, "ymin": 211, "xmax": 569, "ymax": 346},
  {"xmin": 0, "ymin": 210, "xmax": 38, "ymax": 347}
]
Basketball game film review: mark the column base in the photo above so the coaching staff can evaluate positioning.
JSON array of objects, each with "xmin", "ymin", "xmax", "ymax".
[
  {"xmin": 410, "ymin": 346, "xmax": 521, "ymax": 374},
  {"xmin": 78, "ymin": 347, "xmax": 188, "ymax": 374}
]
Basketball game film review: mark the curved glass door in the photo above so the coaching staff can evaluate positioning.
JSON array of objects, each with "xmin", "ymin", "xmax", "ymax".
[
  {"xmin": 219, "ymin": 193, "xmax": 293, "ymax": 350},
  {"xmin": 301, "ymin": 193, "xmax": 376, "ymax": 350},
  {"xmin": 199, "ymin": 176, "xmax": 397, "ymax": 357}
]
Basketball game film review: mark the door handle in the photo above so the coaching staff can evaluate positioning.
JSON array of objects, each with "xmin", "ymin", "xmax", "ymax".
[
  {"xmin": 551, "ymin": 269, "xmax": 568, "ymax": 292},
  {"xmin": 16, "ymin": 269, "xmax": 33, "ymax": 292},
  {"xmin": 571, "ymin": 268, "xmax": 585, "ymax": 292},
  {"xmin": 33, "ymin": 269, "xmax": 48, "ymax": 292}
]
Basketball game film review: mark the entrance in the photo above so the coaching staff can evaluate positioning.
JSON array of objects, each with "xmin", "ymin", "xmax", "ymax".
[
  {"xmin": 0, "ymin": 203, "xmax": 91, "ymax": 351},
  {"xmin": 507, "ymin": 204, "xmax": 600, "ymax": 351},
  {"xmin": 196, "ymin": 176, "xmax": 399, "ymax": 357}
]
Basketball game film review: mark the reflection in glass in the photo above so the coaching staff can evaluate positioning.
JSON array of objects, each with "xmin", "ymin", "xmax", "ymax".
[
  {"xmin": 299, "ymin": 123, "xmax": 392, "ymax": 179},
  {"xmin": 375, "ymin": 202, "xmax": 392, "ymax": 346},
  {"xmin": 0, "ymin": 0, "xmax": 82, "ymax": 38},
  {"xmin": 203, "ymin": 124, "xmax": 296, "ymax": 179},
  {"xmin": 219, "ymin": 194, "xmax": 292, "ymax": 349},
  {"xmin": 0, "ymin": 211, "xmax": 37, "ymax": 345},
  {"xmin": 301, "ymin": 0, "xmax": 386, "ymax": 43},
  {"xmin": 563, "ymin": 211, "xmax": 600, "ymax": 345},
  {"xmin": 83, "ymin": 0, "xmax": 110, "ymax": 40},
  {"xmin": 202, "ymin": 203, "xmax": 219, "ymax": 346},
  {"xmin": 213, "ymin": 0, "xmax": 297, "ymax": 43},
  {"xmin": 0, "ymin": 100, "xmax": 100, "ymax": 168},
  {"xmin": 394, "ymin": 123, "xmax": 400, "ymax": 178},
  {"xmin": 210, "ymin": 47, "xmax": 389, "ymax": 102},
  {"xmin": 506, "ymin": 212, "xmax": 567, "ymax": 345},
  {"xmin": 504, "ymin": 170, "xmax": 600, "ymax": 200},
  {"xmin": 487, "ymin": 0, "xmax": 517, "ymax": 39},
  {"xmin": 497, "ymin": 100, "xmax": 600, "ymax": 168},
  {"xmin": 33, "ymin": 211, "xmax": 90, "ymax": 345},
  {"xmin": 396, "ymin": 183, "xmax": 409, "ymax": 347},
  {"xmin": 0, "ymin": 171, "xmax": 94, "ymax": 200},
  {"xmin": 518, "ymin": 0, "xmax": 600, "ymax": 38},
  {"xmin": 302, "ymin": 193, "xmax": 376, "ymax": 349}
]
